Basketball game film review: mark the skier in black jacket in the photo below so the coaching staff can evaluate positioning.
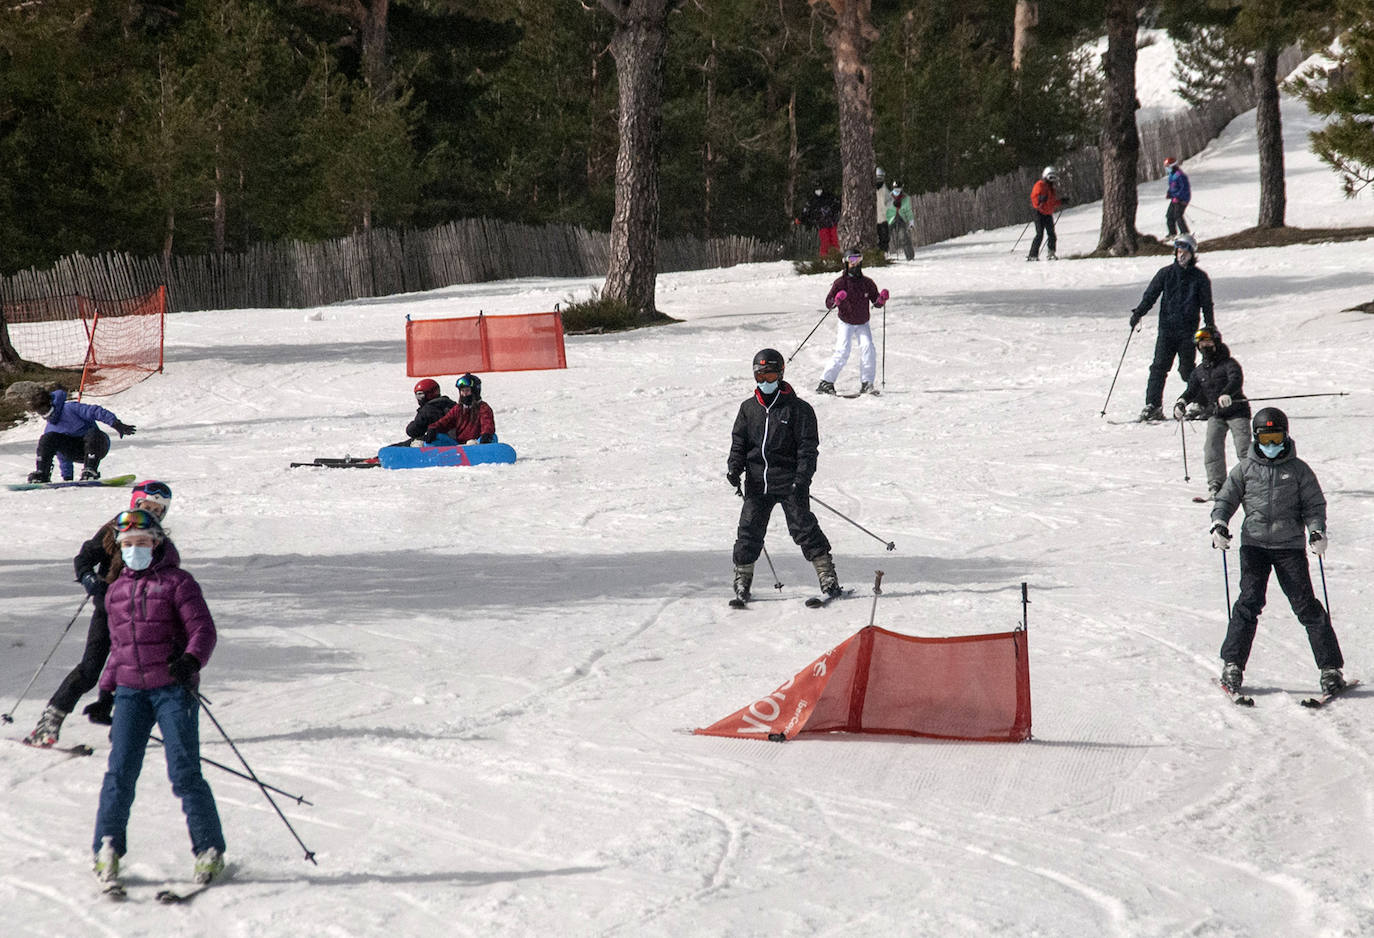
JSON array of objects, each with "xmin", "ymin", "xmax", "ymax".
[
  {"xmin": 726, "ymin": 349, "xmax": 840, "ymax": 603},
  {"xmin": 1173, "ymin": 327, "xmax": 1251, "ymax": 498},
  {"xmin": 402, "ymin": 379, "xmax": 457, "ymax": 444},
  {"xmin": 1129, "ymin": 234, "xmax": 1216, "ymax": 421}
]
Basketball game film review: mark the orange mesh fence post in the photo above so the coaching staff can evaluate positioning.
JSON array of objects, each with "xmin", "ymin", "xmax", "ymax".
[
  {"xmin": 77, "ymin": 286, "xmax": 167, "ymax": 399},
  {"xmin": 406, "ymin": 311, "xmax": 566, "ymax": 377},
  {"xmin": 695, "ymin": 625, "xmax": 1032, "ymax": 743}
]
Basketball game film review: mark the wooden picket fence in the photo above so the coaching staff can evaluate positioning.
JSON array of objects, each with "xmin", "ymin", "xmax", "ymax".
[{"xmin": 0, "ymin": 221, "xmax": 782, "ymax": 315}]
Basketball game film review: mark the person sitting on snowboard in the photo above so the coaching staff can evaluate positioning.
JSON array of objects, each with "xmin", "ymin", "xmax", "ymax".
[
  {"xmin": 423, "ymin": 373, "xmax": 497, "ymax": 446},
  {"xmin": 398, "ymin": 379, "xmax": 456, "ymax": 446},
  {"xmin": 23, "ymin": 387, "xmax": 136, "ymax": 483},
  {"xmin": 1172, "ymin": 327, "xmax": 1250, "ymax": 500}
]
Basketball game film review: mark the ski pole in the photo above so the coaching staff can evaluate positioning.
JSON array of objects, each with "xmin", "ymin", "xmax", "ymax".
[
  {"xmin": 1020, "ymin": 581, "xmax": 1030, "ymax": 631},
  {"xmin": 789, "ymin": 306, "xmax": 834, "ymax": 362},
  {"xmin": 1009, "ymin": 220, "xmax": 1032, "ymax": 254},
  {"xmin": 867, "ymin": 570, "xmax": 884, "ymax": 627},
  {"xmin": 810, "ymin": 494, "xmax": 896, "ymax": 551},
  {"xmin": 195, "ymin": 691, "xmax": 318, "ymax": 864},
  {"xmin": 149, "ymin": 733, "xmax": 314, "ymax": 806},
  {"xmin": 760, "ymin": 544, "xmax": 783, "ymax": 591},
  {"xmin": 1, "ymin": 595, "xmax": 90, "ymax": 724},
  {"xmin": 1100, "ymin": 326, "xmax": 1135, "ymax": 417},
  {"xmin": 1221, "ymin": 550, "xmax": 1232, "ymax": 620},
  {"xmin": 1318, "ymin": 555, "xmax": 1331, "ymax": 622},
  {"xmin": 881, "ymin": 297, "xmax": 887, "ymax": 389},
  {"xmin": 1180, "ymin": 415, "xmax": 1190, "ymax": 482},
  {"xmin": 1244, "ymin": 392, "xmax": 1349, "ymax": 403}
]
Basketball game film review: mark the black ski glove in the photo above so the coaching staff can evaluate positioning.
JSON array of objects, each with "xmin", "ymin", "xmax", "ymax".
[
  {"xmin": 1129, "ymin": 310, "xmax": 1144, "ymax": 329},
  {"xmin": 793, "ymin": 479, "xmax": 810, "ymax": 500},
  {"xmin": 726, "ymin": 470, "xmax": 742, "ymax": 495},
  {"xmin": 80, "ymin": 572, "xmax": 101, "ymax": 595},
  {"xmin": 83, "ymin": 692, "xmax": 114, "ymax": 725},
  {"xmin": 422, "ymin": 428, "xmax": 438, "ymax": 444},
  {"xmin": 168, "ymin": 653, "xmax": 201, "ymax": 684},
  {"xmin": 478, "ymin": 433, "xmax": 495, "ymax": 444},
  {"xmin": 112, "ymin": 420, "xmax": 136, "ymax": 438}
]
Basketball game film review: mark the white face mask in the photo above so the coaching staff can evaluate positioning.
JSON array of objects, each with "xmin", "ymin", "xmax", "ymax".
[
  {"xmin": 814, "ymin": 189, "xmax": 822, "ymax": 196},
  {"xmin": 121, "ymin": 545, "xmax": 155, "ymax": 571},
  {"xmin": 756, "ymin": 379, "xmax": 779, "ymax": 394},
  {"xmin": 1258, "ymin": 441, "xmax": 1284, "ymax": 458}
]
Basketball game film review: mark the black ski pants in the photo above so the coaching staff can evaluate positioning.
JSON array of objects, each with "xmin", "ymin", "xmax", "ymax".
[
  {"xmin": 1221, "ymin": 545, "xmax": 1342, "ymax": 671},
  {"xmin": 1028, "ymin": 212, "xmax": 1056, "ymax": 258},
  {"xmin": 1145, "ymin": 327, "xmax": 1196, "ymax": 408},
  {"xmin": 36, "ymin": 428, "xmax": 109, "ymax": 474},
  {"xmin": 877, "ymin": 221, "xmax": 890, "ymax": 252},
  {"xmin": 1166, "ymin": 201, "xmax": 1190, "ymax": 236},
  {"xmin": 733, "ymin": 492, "xmax": 831, "ymax": 566},
  {"xmin": 49, "ymin": 585, "xmax": 111, "ymax": 714}
]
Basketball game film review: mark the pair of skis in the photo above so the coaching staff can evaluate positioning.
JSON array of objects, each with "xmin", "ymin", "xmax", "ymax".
[
  {"xmin": 729, "ymin": 588, "xmax": 853, "ymax": 610},
  {"xmin": 1215, "ymin": 678, "xmax": 1360, "ymax": 709},
  {"xmin": 103, "ymin": 879, "xmax": 214, "ymax": 904}
]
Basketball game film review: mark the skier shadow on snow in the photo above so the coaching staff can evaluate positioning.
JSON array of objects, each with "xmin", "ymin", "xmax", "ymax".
[{"xmin": 163, "ymin": 340, "xmax": 405, "ymax": 368}]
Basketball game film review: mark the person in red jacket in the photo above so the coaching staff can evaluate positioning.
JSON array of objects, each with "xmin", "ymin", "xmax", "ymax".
[
  {"xmin": 1027, "ymin": 166, "xmax": 1063, "ymax": 261},
  {"xmin": 423, "ymin": 373, "xmax": 497, "ymax": 445}
]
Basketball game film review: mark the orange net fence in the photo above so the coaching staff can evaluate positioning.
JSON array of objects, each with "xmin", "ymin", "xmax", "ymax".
[
  {"xmin": 695, "ymin": 625, "xmax": 1032, "ymax": 743},
  {"xmin": 406, "ymin": 311, "xmax": 566, "ymax": 377},
  {"xmin": 4, "ymin": 287, "xmax": 165, "ymax": 398}
]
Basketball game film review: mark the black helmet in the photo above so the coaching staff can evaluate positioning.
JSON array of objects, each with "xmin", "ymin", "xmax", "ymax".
[
  {"xmin": 456, "ymin": 373, "xmax": 482, "ymax": 401},
  {"xmin": 752, "ymin": 348, "xmax": 784, "ymax": 377},
  {"xmin": 1252, "ymin": 407, "xmax": 1287, "ymax": 437}
]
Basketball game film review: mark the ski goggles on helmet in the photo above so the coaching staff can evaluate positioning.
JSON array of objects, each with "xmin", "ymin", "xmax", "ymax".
[
  {"xmin": 133, "ymin": 480, "xmax": 172, "ymax": 500},
  {"xmin": 113, "ymin": 509, "xmax": 161, "ymax": 533},
  {"xmin": 754, "ymin": 370, "xmax": 782, "ymax": 384},
  {"xmin": 844, "ymin": 252, "xmax": 863, "ymax": 265},
  {"xmin": 1256, "ymin": 430, "xmax": 1286, "ymax": 447}
]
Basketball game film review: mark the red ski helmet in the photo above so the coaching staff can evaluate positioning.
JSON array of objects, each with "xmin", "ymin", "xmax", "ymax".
[{"xmin": 414, "ymin": 378, "xmax": 440, "ymax": 402}]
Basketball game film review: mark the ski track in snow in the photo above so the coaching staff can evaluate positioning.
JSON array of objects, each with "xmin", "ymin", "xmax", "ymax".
[{"xmin": 3, "ymin": 55, "xmax": 1374, "ymax": 938}]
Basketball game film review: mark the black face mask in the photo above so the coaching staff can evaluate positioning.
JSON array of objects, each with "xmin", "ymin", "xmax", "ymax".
[
  {"xmin": 1200, "ymin": 344, "xmax": 1219, "ymax": 360},
  {"xmin": 845, "ymin": 265, "xmax": 862, "ymax": 278}
]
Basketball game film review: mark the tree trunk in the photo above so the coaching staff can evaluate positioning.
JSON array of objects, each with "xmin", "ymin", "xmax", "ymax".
[
  {"xmin": 1013, "ymin": 0, "xmax": 1039, "ymax": 72},
  {"xmin": 600, "ymin": 0, "xmax": 672, "ymax": 321},
  {"xmin": 1095, "ymin": 0, "xmax": 1140, "ymax": 256},
  {"xmin": 0, "ymin": 301, "xmax": 27, "ymax": 369},
  {"xmin": 787, "ymin": 87, "xmax": 798, "ymax": 227},
  {"xmin": 703, "ymin": 39, "xmax": 716, "ymax": 239},
  {"xmin": 163, "ymin": 205, "xmax": 176, "ymax": 264},
  {"xmin": 1254, "ymin": 42, "xmax": 1286, "ymax": 228},
  {"xmin": 820, "ymin": 0, "xmax": 879, "ymax": 251},
  {"xmin": 360, "ymin": 0, "xmax": 389, "ymax": 93}
]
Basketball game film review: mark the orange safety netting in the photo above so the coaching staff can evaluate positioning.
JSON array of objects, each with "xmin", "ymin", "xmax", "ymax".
[
  {"xmin": 406, "ymin": 311, "xmax": 566, "ymax": 377},
  {"xmin": 694, "ymin": 625, "xmax": 1031, "ymax": 743}
]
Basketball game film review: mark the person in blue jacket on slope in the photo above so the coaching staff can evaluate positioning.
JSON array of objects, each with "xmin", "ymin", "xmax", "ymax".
[{"xmin": 24, "ymin": 387, "xmax": 136, "ymax": 483}]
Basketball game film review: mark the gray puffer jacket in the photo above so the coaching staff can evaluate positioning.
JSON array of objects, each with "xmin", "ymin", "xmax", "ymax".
[{"xmin": 1211, "ymin": 440, "xmax": 1325, "ymax": 550}]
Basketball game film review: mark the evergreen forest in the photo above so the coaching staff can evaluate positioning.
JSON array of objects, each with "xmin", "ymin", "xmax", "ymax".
[{"xmin": 0, "ymin": 1, "xmax": 1368, "ymax": 276}]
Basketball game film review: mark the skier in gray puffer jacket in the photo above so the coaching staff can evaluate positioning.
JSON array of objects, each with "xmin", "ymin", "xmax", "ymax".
[{"xmin": 1208, "ymin": 407, "xmax": 1344, "ymax": 697}]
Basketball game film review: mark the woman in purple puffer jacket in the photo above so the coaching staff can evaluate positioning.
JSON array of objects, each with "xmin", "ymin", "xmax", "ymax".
[{"xmin": 91, "ymin": 508, "xmax": 225, "ymax": 894}]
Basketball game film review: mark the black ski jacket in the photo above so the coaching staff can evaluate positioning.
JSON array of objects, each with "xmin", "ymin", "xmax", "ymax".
[
  {"xmin": 405, "ymin": 395, "xmax": 456, "ymax": 440},
  {"xmin": 1131, "ymin": 259, "xmax": 1215, "ymax": 333},
  {"xmin": 727, "ymin": 382, "xmax": 819, "ymax": 497},
  {"xmin": 1178, "ymin": 342, "xmax": 1251, "ymax": 420}
]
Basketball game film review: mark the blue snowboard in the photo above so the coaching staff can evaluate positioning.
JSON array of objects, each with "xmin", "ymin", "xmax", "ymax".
[{"xmin": 377, "ymin": 443, "xmax": 517, "ymax": 470}]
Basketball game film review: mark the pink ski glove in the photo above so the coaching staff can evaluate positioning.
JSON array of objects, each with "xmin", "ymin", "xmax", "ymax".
[
  {"xmin": 834, "ymin": 289, "xmax": 848, "ymax": 303},
  {"xmin": 878, "ymin": 288, "xmax": 890, "ymax": 305}
]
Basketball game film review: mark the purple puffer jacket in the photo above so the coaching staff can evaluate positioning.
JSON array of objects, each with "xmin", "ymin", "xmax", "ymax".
[
  {"xmin": 99, "ymin": 540, "xmax": 217, "ymax": 693},
  {"xmin": 42, "ymin": 389, "xmax": 119, "ymax": 437},
  {"xmin": 825, "ymin": 273, "xmax": 883, "ymax": 325}
]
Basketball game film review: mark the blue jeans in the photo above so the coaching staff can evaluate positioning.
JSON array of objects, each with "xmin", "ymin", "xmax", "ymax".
[
  {"xmin": 427, "ymin": 433, "xmax": 498, "ymax": 446},
  {"xmin": 93, "ymin": 685, "xmax": 225, "ymax": 857}
]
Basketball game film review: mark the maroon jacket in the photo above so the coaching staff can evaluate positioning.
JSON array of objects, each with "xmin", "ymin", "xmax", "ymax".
[
  {"xmin": 825, "ymin": 273, "xmax": 883, "ymax": 325},
  {"xmin": 429, "ymin": 400, "xmax": 496, "ymax": 443},
  {"xmin": 99, "ymin": 540, "xmax": 216, "ymax": 693}
]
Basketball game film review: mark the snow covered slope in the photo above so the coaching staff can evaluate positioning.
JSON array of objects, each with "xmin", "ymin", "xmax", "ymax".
[{"xmin": 2, "ymin": 65, "xmax": 1373, "ymax": 938}]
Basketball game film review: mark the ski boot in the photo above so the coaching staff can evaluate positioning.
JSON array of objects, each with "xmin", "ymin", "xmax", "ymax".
[
  {"xmin": 732, "ymin": 564, "xmax": 754, "ymax": 604},
  {"xmin": 1047, "ymin": 251, "xmax": 1058, "ymax": 260},
  {"xmin": 94, "ymin": 836, "xmax": 120, "ymax": 886},
  {"xmin": 24, "ymin": 705, "xmax": 67, "ymax": 747},
  {"xmin": 815, "ymin": 380, "xmax": 836, "ymax": 396},
  {"xmin": 1138, "ymin": 404, "xmax": 1165, "ymax": 422},
  {"xmin": 80, "ymin": 462, "xmax": 101, "ymax": 481},
  {"xmin": 26, "ymin": 468, "xmax": 51, "ymax": 484},
  {"xmin": 812, "ymin": 553, "xmax": 842, "ymax": 598},
  {"xmin": 859, "ymin": 382, "xmax": 879, "ymax": 396},
  {"xmin": 194, "ymin": 847, "xmax": 225, "ymax": 884},
  {"xmin": 1320, "ymin": 668, "xmax": 1347, "ymax": 696},
  {"xmin": 1219, "ymin": 662, "xmax": 1243, "ymax": 693}
]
